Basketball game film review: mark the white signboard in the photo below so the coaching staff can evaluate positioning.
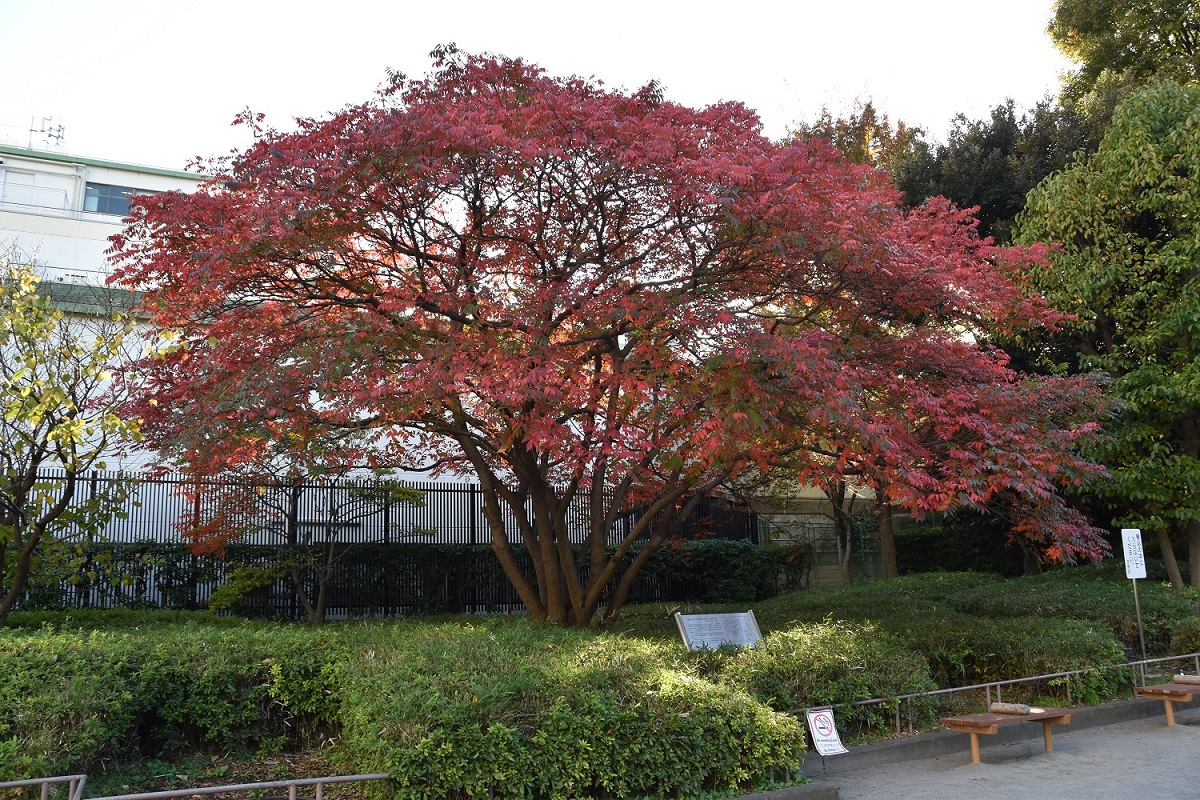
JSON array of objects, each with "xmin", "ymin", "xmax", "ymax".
[
  {"xmin": 674, "ymin": 611, "xmax": 764, "ymax": 651},
  {"xmin": 1122, "ymin": 528, "xmax": 1147, "ymax": 580},
  {"xmin": 805, "ymin": 708, "xmax": 849, "ymax": 756}
]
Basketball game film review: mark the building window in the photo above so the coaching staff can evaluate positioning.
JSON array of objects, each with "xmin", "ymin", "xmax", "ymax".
[{"xmin": 83, "ymin": 183, "xmax": 143, "ymax": 216}]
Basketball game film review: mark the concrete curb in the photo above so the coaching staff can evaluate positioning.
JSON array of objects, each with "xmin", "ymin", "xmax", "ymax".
[{"xmin": 737, "ymin": 785, "xmax": 839, "ymax": 800}]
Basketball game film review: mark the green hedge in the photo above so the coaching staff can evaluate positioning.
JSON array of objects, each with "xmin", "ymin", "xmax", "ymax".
[
  {"xmin": 18, "ymin": 539, "xmax": 812, "ymax": 618},
  {"xmin": 4, "ymin": 569, "xmax": 1181, "ymax": 791},
  {"xmin": 946, "ymin": 566, "xmax": 1200, "ymax": 656},
  {"xmin": 0, "ymin": 618, "xmax": 806, "ymax": 795},
  {"xmin": 337, "ymin": 624, "xmax": 804, "ymax": 799},
  {"xmin": 882, "ymin": 614, "xmax": 1131, "ymax": 704},
  {"xmin": 0, "ymin": 623, "xmax": 348, "ymax": 779},
  {"xmin": 705, "ymin": 621, "xmax": 938, "ymax": 735},
  {"xmin": 700, "ymin": 571, "xmax": 1136, "ymax": 704},
  {"xmin": 895, "ymin": 522, "xmax": 1025, "ymax": 576},
  {"xmin": 639, "ymin": 539, "xmax": 812, "ymax": 604}
]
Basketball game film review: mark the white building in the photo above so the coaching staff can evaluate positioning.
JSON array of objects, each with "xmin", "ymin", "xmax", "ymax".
[
  {"xmin": 1, "ymin": 144, "xmax": 204, "ymax": 476},
  {"xmin": 0, "ymin": 142, "xmax": 203, "ymax": 287}
]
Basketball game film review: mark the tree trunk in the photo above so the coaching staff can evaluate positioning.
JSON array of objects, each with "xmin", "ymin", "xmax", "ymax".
[
  {"xmin": 878, "ymin": 499, "xmax": 898, "ymax": 579},
  {"xmin": 481, "ymin": 498, "xmax": 547, "ymax": 620},
  {"xmin": 1189, "ymin": 520, "xmax": 1200, "ymax": 588},
  {"xmin": 0, "ymin": 532, "xmax": 42, "ymax": 628},
  {"xmin": 826, "ymin": 483, "xmax": 854, "ymax": 585},
  {"xmin": 837, "ymin": 529, "xmax": 854, "ymax": 585},
  {"xmin": 288, "ymin": 564, "xmax": 321, "ymax": 624},
  {"xmin": 1174, "ymin": 417, "xmax": 1200, "ymax": 587},
  {"xmin": 1159, "ymin": 528, "xmax": 1185, "ymax": 588}
]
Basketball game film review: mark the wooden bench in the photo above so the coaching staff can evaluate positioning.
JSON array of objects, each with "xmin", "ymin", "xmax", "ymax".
[
  {"xmin": 1135, "ymin": 682, "xmax": 1200, "ymax": 726},
  {"xmin": 939, "ymin": 708, "xmax": 1072, "ymax": 764}
]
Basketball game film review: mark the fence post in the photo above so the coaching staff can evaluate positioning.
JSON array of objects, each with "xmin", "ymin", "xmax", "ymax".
[
  {"xmin": 469, "ymin": 485, "xmax": 478, "ymax": 546},
  {"xmin": 190, "ymin": 480, "xmax": 202, "ymax": 607}
]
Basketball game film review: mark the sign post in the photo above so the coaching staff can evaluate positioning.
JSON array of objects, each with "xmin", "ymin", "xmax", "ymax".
[{"xmin": 1121, "ymin": 528, "xmax": 1148, "ymax": 685}]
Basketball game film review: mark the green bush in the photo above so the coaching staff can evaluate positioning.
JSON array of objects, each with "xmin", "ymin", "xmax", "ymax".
[
  {"xmin": 746, "ymin": 572, "xmax": 1135, "ymax": 705},
  {"xmin": 0, "ymin": 622, "xmax": 347, "ymax": 776},
  {"xmin": 640, "ymin": 539, "xmax": 812, "ymax": 604},
  {"xmin": 1170, "ymin": 616, "xmax": 1200, "ymax": 655},
  {"xmin": 128, "ymin": 625, "xmax": 348, "ymax": 751},
  {"xmin": 708, "ymin": 621, "xmax": 938, "ymax": 735},
  {"xmin": 750, "ymin": 570, "xmax": 1004, "ymax": 630},
  {"xmin": 884, "ymin": 614, "xmax": 1130, "ymax": 704},
  {"xmin": 0, "ymin": 630, "xmax": 141, "ymax": 777},
  {"xmin": 948, "ymin": 567, "xmax": 1200, "ymax": 656},
  {"xmin": 336, "ymin": 622, "xmax": 805, "ymax": 799},
  {"xmin": 5, "ymin": 607, "xmax": 237, "ymax": 630},
  {"xmin": 895, "ymin": 520, "xmax": 1025, "ymax": 576},
  {"xmin": 20, "ymin": 539, "xmax": 809, "ymax": 619},
  {"xmin": 0, "ymin": 619, "xmax": 807, "ymax": 793},
  {"xmin": 2, "ymin": 569, "xmax": 1184, "ymax": 789}
]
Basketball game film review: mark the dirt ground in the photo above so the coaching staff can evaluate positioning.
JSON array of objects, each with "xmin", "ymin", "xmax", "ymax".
[{"xmin": 806, "ymin": 705, "xmax": 1200, "ymax": 799}]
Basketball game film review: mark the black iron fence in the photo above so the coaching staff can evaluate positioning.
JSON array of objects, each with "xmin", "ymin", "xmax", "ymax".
[
  {"xmin": 48, "ymin": 471, "xmax": 757, "ymax": 546},
  {"xmin": 18, "ymin": 471, "xmax": 769, "ymax": 618}
]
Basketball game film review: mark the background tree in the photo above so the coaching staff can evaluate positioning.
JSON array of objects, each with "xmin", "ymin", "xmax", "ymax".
[
  {"xmin": 0, "ymin": 246, "xmax": 141, "ymax": 625},
  {"xmin": 789, "ymin": 100, "xmax": 921, "ymax": 173},
  {"xmin": 1015, "ymin": 80, "xmax": 1200, "ymax": 587},
  {"xmin": 892, "ymin": 100, "xmax": 1102, "ymax": 243},
  {"xmin": 114, "ymin": 50, "xmax": 1108, "ymax": 627},
  {"xmin": 1050, "ymin": 0, "xmax": 1200, "ymax": 99}
]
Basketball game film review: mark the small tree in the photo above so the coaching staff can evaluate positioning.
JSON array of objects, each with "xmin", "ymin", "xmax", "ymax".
[
  {"xmin": 199, "ymin": 470, "xmax": 425, "ymax": 624},
  {"xmin": 148, "ymin": 416, "xmax": 426, "ymax": 624},
  {"xmin": 0, "ymin": 246, "xmax": 141, "ymax": 625}
]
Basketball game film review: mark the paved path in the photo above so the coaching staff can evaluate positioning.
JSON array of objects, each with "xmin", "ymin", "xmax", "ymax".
[{"xmin": 803, "ymin": 705, "xmax": 1200, "ymax": 799}]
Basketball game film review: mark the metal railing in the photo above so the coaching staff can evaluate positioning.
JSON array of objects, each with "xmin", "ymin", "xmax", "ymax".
[
  {"xmin": 794, "ymin": 651, "xmax": 1200, "ymax": 737},
  {"xmin": 0, "ymin": 775, "xmax": 87, "ymax": 800},
  {"xmin": 92, "ymin": 773, "xmax": 390, "ymax": 800},
  {"xmin": 0, "ymin": 773, "xmax": 391, "ymax": 800}
]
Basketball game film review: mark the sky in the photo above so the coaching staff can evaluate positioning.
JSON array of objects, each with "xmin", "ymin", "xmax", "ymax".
[{"xmin": 1, "ymin": 0, "xmax": 1076, "ymax": 172}]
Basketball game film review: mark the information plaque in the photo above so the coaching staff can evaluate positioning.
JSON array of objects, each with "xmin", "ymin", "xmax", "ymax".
[
  {"xmin": 674, "ymin": 610, "xmax": 764, "ymax": 651},
  {"xmin": 1122, "ymin": 528, "xmax": 1147, "ymax": 580}
]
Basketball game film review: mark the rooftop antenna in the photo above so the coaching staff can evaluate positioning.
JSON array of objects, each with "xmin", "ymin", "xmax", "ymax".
[{"xmin": 28, "ymin": 116, "xmax": 65, "ymax": 149}]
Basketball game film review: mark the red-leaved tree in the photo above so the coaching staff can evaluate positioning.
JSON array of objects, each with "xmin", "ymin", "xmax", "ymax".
[{"xmin": 112, "ymin": 48, "xmax": 1108, "ymax": 626}]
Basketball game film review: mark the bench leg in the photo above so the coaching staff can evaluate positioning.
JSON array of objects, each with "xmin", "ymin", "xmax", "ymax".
[
  {"xmin": 969, "ymin": 732, "xmax": 981, "ymax": 764},
  {"xmin": 1042, "ymin": 720, "xmax": 1054, "ymax": 753},
  {"xmin": 1165, "ymin": 699, "xmax": 1176, "ymax": 727}
]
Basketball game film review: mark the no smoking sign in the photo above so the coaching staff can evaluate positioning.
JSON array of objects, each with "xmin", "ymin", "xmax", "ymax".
[{"xmin": 805, "ymin": 708, "xmax": 848, "ymax": 756}]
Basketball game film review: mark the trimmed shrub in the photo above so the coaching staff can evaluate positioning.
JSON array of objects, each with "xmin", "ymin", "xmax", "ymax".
[
  {"xmin": 0, "ymin": 621, "xmax": 347, "ymax": 776},
  {"xmin": 709, "ymin": 621, "xmax": 938, "ymax": 735},
  {"xmin": 335, "ymin": 622, "xmax": 805, "ymax": 799},
  {"xmin": 886, "ymin": 614, "xmax": 1131, "ymax": 704},
  {"xmin": 640, "ymin": 539, "xmax": 812, "ymax": 603},
  {"xmin": 948, "ymin": 567, "xmax": 1200, "ymax": 656},
  {"xmin": 0, "ymin": 618, "xmax": 807, "ymax": 793},
  {"xmin": 5, "ymin": 607, "xmax": 238, "ymax": 630},
  {"xmin": 749, "ymin": 570, "xmax": 1004, "ymax": 630},
  {"xmin": 895, "ymin": 521, "xmax": 1025, "ymax": 576},
  {"xmin": 1170, "ymin": 616, "xmax": 1200, "ymax": 655},
  {"xmin": 0, "ymin": 630, "xmax": 137, "ymax": 779},
  {"xmin": 19, "ymin": 539, "xmax": 810, "ymax": 619}
]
